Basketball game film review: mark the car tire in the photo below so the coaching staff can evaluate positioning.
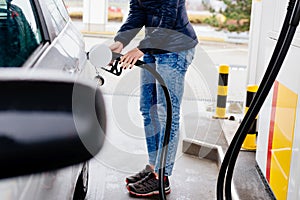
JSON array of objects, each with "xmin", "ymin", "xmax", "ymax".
[{"xmin": 73, "ymin": 162, "xmax": 89, "ymax": 200}]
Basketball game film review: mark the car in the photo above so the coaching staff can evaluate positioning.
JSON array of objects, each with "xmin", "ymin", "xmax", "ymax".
[
  {"xmin": 64, "ymin": 0, "xmax": 124, "ymax": 21},
  {"xmin": 0, "ymin": 0, "xmax": 109, "ymax": 199},
  {"xmin": 108, "ymin": 6, "xmax": 123, "ymax": 21}
]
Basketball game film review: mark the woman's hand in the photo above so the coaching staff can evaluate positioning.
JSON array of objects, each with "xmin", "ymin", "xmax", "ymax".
[
  {"xmin": 109, "ymin": 41, "xmax": 123, "ymax": 66},
  {"xmin": 109, "ymin": 41, "xmax": 123, "ymax": 53},
  {"xmin": 120, "ymin": 48, "xmax": 144, "ymax": 69}
]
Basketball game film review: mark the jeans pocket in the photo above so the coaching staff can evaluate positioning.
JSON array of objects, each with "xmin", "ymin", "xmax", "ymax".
[{"xmin": 185, "ymin": 48, "xmax": 195, "ymax": 66}]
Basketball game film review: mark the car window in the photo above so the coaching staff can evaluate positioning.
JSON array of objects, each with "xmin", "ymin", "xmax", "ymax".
[
  {"xmin": 43, "ymin": 0, "xmax": 69, "ymax": 35},
  {"xmin": 0, "ymin": 0, "xmax": 42, "ymax": 67}
]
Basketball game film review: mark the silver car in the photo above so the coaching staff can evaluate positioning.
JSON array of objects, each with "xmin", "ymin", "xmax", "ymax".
[{"xmin": 0, "ymin": 0, "xmax": 108, "ymax": 199}]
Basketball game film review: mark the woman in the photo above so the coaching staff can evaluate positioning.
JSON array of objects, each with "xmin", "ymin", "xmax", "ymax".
[{"xmin": 110, "ymin": 0, "xmax": 198, "ymax": 197}]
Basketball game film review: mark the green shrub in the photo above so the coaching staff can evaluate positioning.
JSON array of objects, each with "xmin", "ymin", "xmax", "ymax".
[{"xmin": 203, "ymin": 15, "xmax": 219, "ymax": 27}]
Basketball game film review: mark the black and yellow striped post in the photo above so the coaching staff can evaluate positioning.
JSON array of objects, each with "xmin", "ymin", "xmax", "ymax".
[
  {"xmin": 213, "ymin": 65, "xmax": 229, "ymax": 119},
  {"xmin": 242, "ymin": 85, "xmax": 259, "ymax": 150}
]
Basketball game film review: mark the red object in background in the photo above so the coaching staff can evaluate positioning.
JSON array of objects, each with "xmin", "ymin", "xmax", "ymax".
[{"xmin": 108, "ymin": 6, "xmax": 122, "ymax": 13}]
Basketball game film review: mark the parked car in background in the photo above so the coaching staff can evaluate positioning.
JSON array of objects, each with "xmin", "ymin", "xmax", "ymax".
[
  {"xmin": 107, "ymin": 5, "xmax": 123, "ymax": 21},
  {"xmin": 0, "ymin": 0, "xmax": 108, "ymax": 199},
  {"xmin": 64, "ymin": 0, "xmax": 124, "ymax": 21}
]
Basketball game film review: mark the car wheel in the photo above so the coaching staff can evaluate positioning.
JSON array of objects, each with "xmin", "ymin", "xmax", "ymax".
[{"xmin": 73, "ymin": 162, "xmax": 89, "ymax": 200}]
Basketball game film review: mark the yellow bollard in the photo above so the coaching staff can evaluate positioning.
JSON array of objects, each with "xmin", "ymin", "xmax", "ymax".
[
  {"xmin": 242, "ymin": 85, "xmax": 259, "ymax": 150},
  {"xmin": 213, "ymin": 65, "xmax": 230, "ymax": 119}
]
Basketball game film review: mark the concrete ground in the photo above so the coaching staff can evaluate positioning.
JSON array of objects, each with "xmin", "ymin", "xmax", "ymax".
[
  {"xmin": 85, "ymin": 94, "xmax": 274, "ymax": 200},
  {"xmin": 86, "ymin": 94, "xmax": 219, "ymax": 200},
  {"xmin": 183, "ymin": 115, "xmax": 275, "ymax": 200}
]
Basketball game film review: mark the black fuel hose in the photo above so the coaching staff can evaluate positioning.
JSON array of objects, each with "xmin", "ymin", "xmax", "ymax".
[
  {"xmin": 216, "ymin": 0, "xmax": 300, "ymax": 199},
  {"xmin": 111, "ymin": 53, "xmax": 172, "ymax": 200}
]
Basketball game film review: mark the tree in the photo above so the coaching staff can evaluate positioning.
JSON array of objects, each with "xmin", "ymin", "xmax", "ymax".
[
  {"xmin": 222, "ymin": 0, "xmax": 252, "ymax": 31},
  {"xmin": 204, "ymin": 0, "xmax": 252, "ymax": 32}
]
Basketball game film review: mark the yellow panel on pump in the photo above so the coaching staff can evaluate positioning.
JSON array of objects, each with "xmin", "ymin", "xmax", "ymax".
[{"xmin": 267, "ymin": 82, "xmax": 298, "ymax": 200}]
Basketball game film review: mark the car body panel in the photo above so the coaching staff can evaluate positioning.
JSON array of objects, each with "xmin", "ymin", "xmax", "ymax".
[
  {"xmin": 33, "ymin": 20, "xmax": 87, "ymax": 73},
  {"xmin": 0, "ymin": 166, "xmax": 81, "ymax": 200},
  {"xmin": 0, "ymin": 0, "xmax": 101, "ymax": 199}
]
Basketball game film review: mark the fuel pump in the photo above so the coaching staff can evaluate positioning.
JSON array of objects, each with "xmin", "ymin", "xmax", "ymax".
[{"xmin": 216, "ymin": 0, "xmax": 300, "ymax": 199}]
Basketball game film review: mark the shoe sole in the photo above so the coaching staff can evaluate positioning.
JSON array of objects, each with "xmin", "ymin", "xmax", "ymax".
[{"xmin": 127, "ymin": 186, "xmax": 171, "ymax": 197}]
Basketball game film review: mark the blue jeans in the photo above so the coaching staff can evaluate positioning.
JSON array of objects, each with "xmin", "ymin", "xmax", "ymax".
[{"xmin": 140, "ymin": 48, "xmax": 195, "ymax": 176}]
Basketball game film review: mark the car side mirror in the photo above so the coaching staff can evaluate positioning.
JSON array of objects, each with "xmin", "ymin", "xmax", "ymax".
[{"xmin": 0, "ymin": 70, "xmax": 106, "ymax": 179}]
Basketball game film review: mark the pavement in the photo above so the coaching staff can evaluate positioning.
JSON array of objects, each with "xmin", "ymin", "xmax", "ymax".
[
  {"xmin": 85, "ymin": 93, "xmax": 274, "ymax": 200},
  {"xmin": 182, "ymin": 116, "xmax": 275, "ymax": 200},
  {"xmin": 86, "ymin": 95, "xmax": 220, "ymax": 200}
]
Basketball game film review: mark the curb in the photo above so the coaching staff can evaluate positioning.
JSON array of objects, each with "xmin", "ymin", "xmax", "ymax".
[
  {"xmin": 80, "ymin": 30, "xmax": 248, "ymax": 44},
  {"xmin": 182, "ymin": 138, "xmax": 224, "ymax": 167},
  {"xmin": 198, "ymin": 35, "xmax": 225, "ymax": 43},
  {"xmin": 81, "ymin": 30, "xmax": 115, "ymax": 36}
]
